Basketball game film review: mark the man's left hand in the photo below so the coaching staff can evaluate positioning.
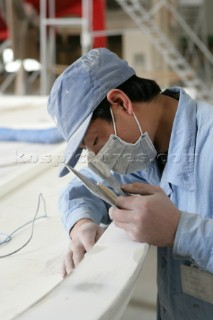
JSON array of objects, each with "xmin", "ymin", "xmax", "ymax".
[{"xmin": 109, "ymin": 183, "xmax": 180, "ymax": 247}]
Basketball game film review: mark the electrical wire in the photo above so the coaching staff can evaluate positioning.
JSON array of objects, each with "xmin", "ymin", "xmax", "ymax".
[{"xmin": 0, "ymin": 193, "xmax": 48, "ymax": 258}]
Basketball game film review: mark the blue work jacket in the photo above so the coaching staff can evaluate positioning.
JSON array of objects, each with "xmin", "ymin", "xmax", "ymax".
[{"xmin": 59, "ymin": 87, "xmax": 213, "ymax": 319}]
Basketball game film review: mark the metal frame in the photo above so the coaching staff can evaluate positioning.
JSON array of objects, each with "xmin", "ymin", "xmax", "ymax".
[
  {"xmin": 39, "ymin": 0, "xmax": 213, "ymax": 100},
  {"xmin": 40, "ymin": 0, "xmax": 92, "ymax": 95},
  {"xmin": 114, "ymin": 0, "xmax": 213, "ymax": 102}
]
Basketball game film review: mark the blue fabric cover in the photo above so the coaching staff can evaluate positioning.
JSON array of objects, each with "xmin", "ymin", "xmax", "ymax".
[{"xmin": 0, "ymin": 127, "xmax": 63, "ymax": 144}]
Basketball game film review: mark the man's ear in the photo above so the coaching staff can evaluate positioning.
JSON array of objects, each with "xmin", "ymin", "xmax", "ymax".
[{"xmin": 107, "ymin": 89, "xmax": 134, "ymax": 115}]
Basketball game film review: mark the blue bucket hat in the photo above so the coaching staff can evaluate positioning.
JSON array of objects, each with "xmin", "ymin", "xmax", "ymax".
[{"xmin": 48, "ymin": 48, "xmax": 135, "ymax": 176}]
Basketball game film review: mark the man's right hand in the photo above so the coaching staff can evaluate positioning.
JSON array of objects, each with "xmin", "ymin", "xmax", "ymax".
[{"xmin": 61, "ymin": 219, "xmax": 105, "ymax": 278}]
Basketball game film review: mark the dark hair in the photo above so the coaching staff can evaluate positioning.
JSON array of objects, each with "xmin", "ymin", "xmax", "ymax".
[{"xmin": 91, "ymin": 75, "xmax": 161, "ymax": 122}]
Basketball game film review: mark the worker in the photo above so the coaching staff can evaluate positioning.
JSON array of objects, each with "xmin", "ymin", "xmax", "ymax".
[{"xmin": 48, "ymin": 48, "xmax": 213, "ymax": 319}]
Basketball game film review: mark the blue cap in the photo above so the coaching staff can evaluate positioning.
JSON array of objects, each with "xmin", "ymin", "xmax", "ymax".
[{"xmin": 48, "ymin": 48, "xmax": 135, "ymax": 176}]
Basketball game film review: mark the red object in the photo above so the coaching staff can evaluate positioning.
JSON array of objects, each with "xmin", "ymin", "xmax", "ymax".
[
  {"xmin": 0, "ymin": 12, "xmax": 8, "ymax": 41},
  {"xmin": 25, "ymin": 0, "xmax": 107, "ymax": 48},
  {"xmin": 92, "ymin": 0, "xmax": 107, "ymax": 48},
  {"xmin": 25, "ymin": 0, "xmax": 82, "ymax": 17},
  {"xmin": 0, "ymin": 0, "xmax": 106, "ymax": 47}
]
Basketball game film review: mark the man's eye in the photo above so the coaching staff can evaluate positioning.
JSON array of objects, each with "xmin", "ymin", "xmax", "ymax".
[{"xmin": 93, "ymin": 137, "xmax": 98, "ymax": 146}]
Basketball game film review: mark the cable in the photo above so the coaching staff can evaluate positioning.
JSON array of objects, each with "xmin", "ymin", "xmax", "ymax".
[{"xmin": 0, "ymin": 193, "xmax": 48, "ymax": 258}]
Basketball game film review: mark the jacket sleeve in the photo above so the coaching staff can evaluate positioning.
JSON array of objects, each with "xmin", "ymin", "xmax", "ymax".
[
  {"xmin": 58, "ymin": 167, "xmax": 148, "ymax": 235},
  {"xmin": 173, "ymin": 211, "xmax": 213, "ymax": 273}
]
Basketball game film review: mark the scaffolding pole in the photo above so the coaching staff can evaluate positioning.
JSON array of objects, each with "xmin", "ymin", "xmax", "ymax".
[{"xmin": 39, "ymin": 0, "xmax": 92, "ymax": 95}]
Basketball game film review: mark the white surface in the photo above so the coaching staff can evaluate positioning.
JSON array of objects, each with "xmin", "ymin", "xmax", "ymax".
[
  {"xmin": 0, "ymin": 217, "xmax": 68, "ymax": 320},
  {"xmin": 0, "ymin": 95, "xmax": 65, "ymax": 197},
  {"xmin": 0, "ymin": 142, "xmax": 65, "ymax": 198},
  {"xmin": 0, "ymin": 96, "xmax": 69, "ymax": 320},
  {"xmin": 0, "ymin": 96, "xmax": 48, "ymax": 112},
  {"xmin": 14, "ymin": 223, "xmax": 149, "ymax": 320},
  {"xmin": 0, "ymin": 96, "xmax": 150, "ymax": 320},
  {"xmin": 0, "ymin": 161, "xmax": 149, "ymax": 320},
  {"xmin": 0, "ymin": 164, "xmax": 71, "ymax": 320}
]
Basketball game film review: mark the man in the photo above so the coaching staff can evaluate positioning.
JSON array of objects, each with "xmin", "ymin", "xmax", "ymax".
[{"xmin": 48, "ymin": 48, "xmax": 213, "ymax": 319}]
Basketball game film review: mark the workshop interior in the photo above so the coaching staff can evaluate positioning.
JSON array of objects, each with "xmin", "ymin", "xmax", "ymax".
[{"xmin": 0, "ymin": 1, "xmax": 213, "ymax": 320}]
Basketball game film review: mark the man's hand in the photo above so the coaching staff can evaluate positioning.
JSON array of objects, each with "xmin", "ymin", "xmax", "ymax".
[
  {"xmin": 109, "ymin": 183, "xmax": 180, "ymax": 247},
  {"xmin": 61, "ymin": 219, "xmax": 105, "ymax": 278}
]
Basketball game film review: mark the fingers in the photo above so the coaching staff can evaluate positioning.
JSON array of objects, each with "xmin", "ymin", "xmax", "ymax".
[
  {"xmin": 80, "ymin": 232, "xmax": 96, "ymax": 252},
  {"xmin": 115, "ymin": 194, "xmax": 143, "ymax": 210},
  {"xmin": 79, "ymin": 222, "xmax": 101, "ymax": 251},
  {"xmin": 72, "ymin": 239, "xmax": 87, "ymax": 267},
  {"xmin": 61, "ymin": 260, "xmax": 67, "ymax": 278},
  {"xmin": 81, "ymin": 224, "xmax": 105, "ymax": 249},
  {"xmin": 122, "ymin": 182, "xmax": 161, "ymax": 195},
  {"xmin": 61, "ymin": 241, "xmax": 86, "ymax": 278},
  {"xmin": 110, "ymin": 185, "xmax": 181, "ymax": 246},
  {"xmin": 62, "ymin": 224, "xmax": 106, "ymax": 277},
  {"xmin": 61, "ymin": 248, "xmax": 74, "ymax": 278},
  {"xmin": 96, "ymin": 226, "xmax": 105, "ymax": 241},
  {"xmin": 109, "ymin": 205, "xmax": 134, "ymax": 222}
]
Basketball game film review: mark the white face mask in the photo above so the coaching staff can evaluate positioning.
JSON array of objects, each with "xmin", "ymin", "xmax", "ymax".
[{"xmin": 88, "ymin": 109, "xmax": 157, "ymax": 175}]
